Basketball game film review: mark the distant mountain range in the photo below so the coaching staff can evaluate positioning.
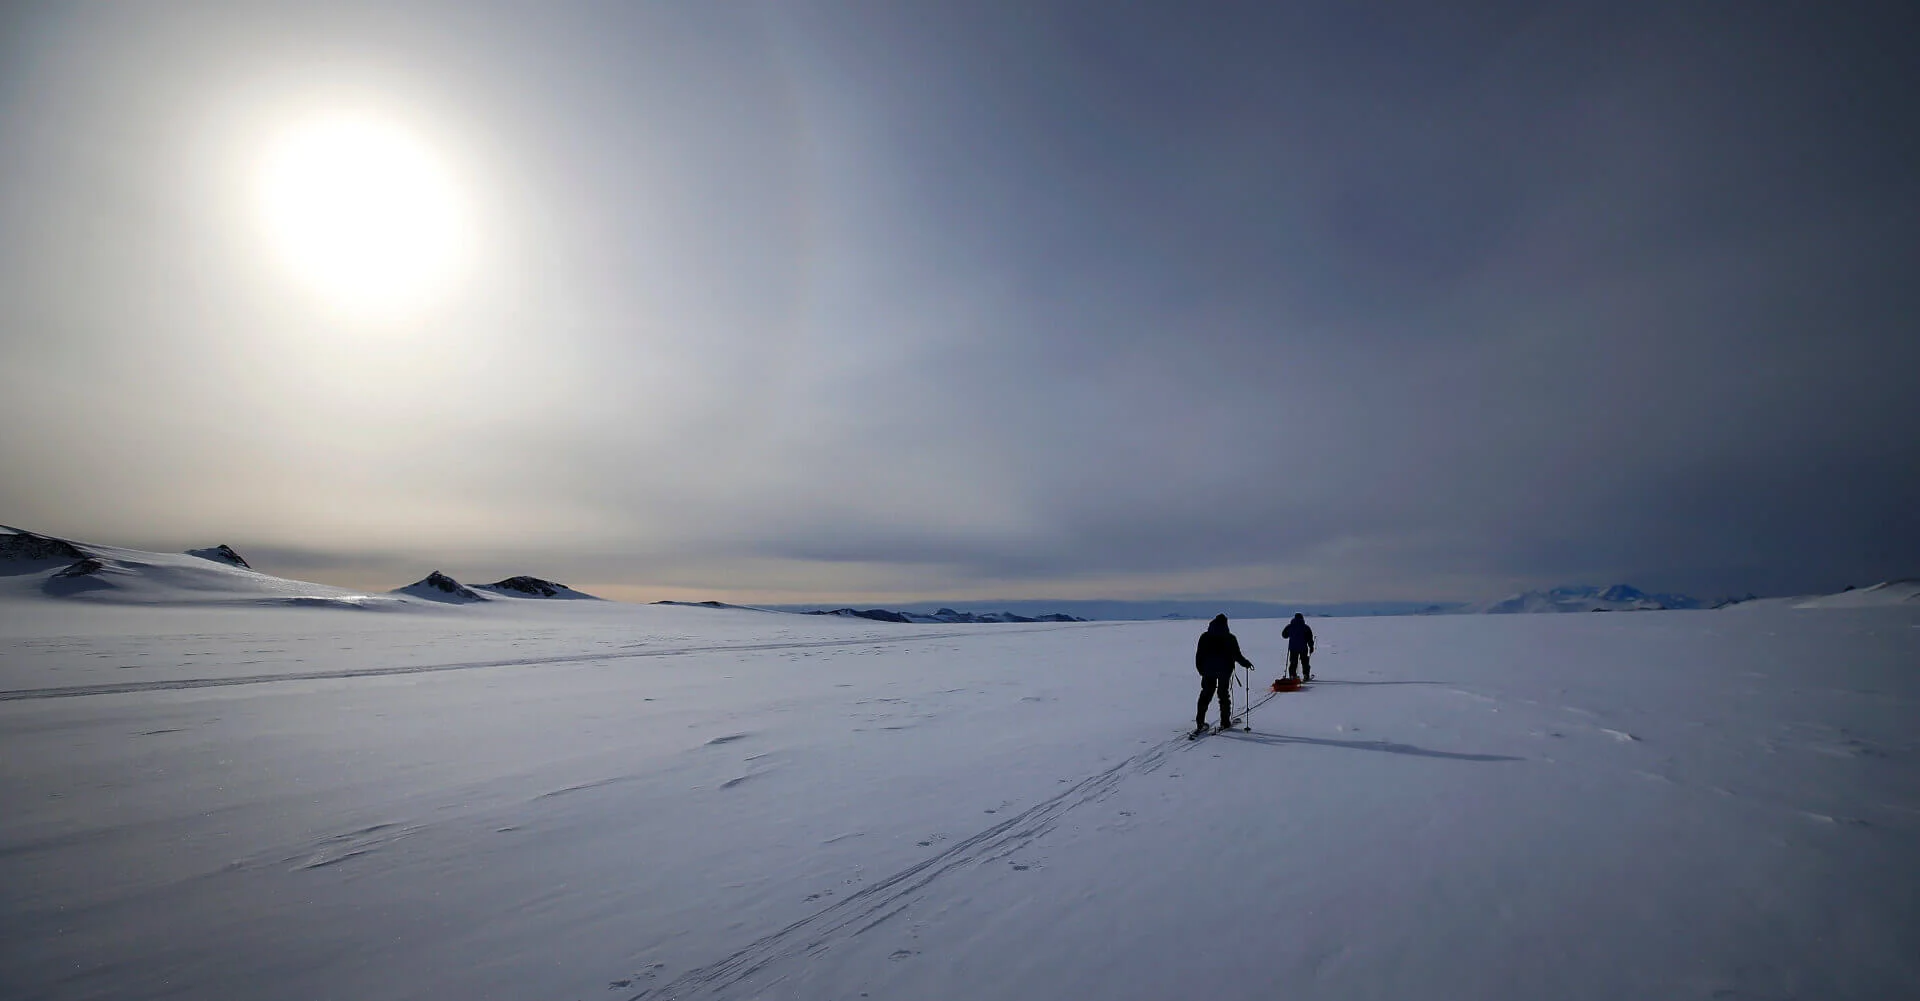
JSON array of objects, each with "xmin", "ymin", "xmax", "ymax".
[
  {"xmin": 0, "ymin": 526, "xmax": 600, "ymax": 606},
  {"xmin": 7, "ymin": 526, "xmax": 1912, "ymax": 618},
  {"xmin": 806, "ymin": 606, "xmax": 1085, "ymax": 624},
  {"xmin": 655, "ymin": 601, "xmax": 1085, "ymax": 623},
  {"xmin": 393, "ymin": 570, "xmax": 599, "ymax": 603},
  {"xmin": 1472, "ymin": 584, "xmax": 1707, "ymax": 614},
  {"xmin": 763, "ymin": 599, "xmax": 1452, "ymax": 621}
]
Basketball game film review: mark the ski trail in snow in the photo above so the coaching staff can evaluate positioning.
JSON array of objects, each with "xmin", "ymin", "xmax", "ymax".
[
  {"xmin": 624, "ymin": 735, "xmax": 1188, "ymax": 1000},
  {"xmin": 0, "ymin": 624, "xmax": 1108, "ymax": 701}
]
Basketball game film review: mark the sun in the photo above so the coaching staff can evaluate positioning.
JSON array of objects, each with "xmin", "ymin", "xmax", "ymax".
[{"xmin": 253, "ymin": 114, "xmax": 472, "ymax": 315}]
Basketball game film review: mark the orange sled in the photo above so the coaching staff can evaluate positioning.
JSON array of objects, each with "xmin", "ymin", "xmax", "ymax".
[{"xmin": 1271, "ymin": 678, "xmax": 1304, "ymax": 692}]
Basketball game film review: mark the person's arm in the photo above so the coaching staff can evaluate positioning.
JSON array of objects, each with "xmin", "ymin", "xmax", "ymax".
[
  {"xmin": 1233, "ymin": 637, "xmax": 1253, "ymax": 668},
  {"xmin": 1308, "ymin": 626, "xmax": 1316, "ymax": 654}
]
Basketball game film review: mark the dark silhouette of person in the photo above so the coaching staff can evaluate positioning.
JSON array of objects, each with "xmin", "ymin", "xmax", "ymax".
[
  {"xmin": 1194, "ymin": 614, "xmax": 1253, "ymax": 730},
  {"xmin": 1282, "ymin": 612, "xmax": 1315, "ymax": 681}
]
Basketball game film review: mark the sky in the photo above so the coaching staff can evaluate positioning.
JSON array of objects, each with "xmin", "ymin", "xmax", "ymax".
[{"xmin": 1, "ymin": 1, "xmax": 1916, "ymax": 605}]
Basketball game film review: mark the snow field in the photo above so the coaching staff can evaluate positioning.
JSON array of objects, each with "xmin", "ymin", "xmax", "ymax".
[{"xmin": 1, "ymin": 602, "xmax": 1915, "ymax": 1000}]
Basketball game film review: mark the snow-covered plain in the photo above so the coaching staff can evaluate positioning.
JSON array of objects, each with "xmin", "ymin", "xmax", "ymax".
[{"xmin": 2, "ymin": 558, "xmax": 1917, "ymax": 999}]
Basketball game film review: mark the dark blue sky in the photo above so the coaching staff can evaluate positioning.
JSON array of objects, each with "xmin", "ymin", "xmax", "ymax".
[{"xmin": 1, "ymin": 1, "xmax": 1915, "ymax": 602}]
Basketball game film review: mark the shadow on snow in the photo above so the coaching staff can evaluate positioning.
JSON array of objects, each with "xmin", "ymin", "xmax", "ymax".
[
  {"xmin": 1225, "ymin": 730, "xmax": 1522, "ymax": 762},
  {"xmin": 1297, "ymin": 680, "xmax": 1443, "ymax": 687}
]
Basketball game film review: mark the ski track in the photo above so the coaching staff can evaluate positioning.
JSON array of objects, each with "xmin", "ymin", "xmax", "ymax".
[
  {"xmin": 620, "ymin": 733, "xmax": 1193, "ymax": 1000},
  {"xmin": 0, "ymin": 624, "xmax": 1104, "ymax": 701}
]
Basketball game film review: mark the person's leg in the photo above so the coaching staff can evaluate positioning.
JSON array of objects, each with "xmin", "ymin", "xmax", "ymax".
[
  {"xmin": 1287, "ymin": 650, "xmax": 1300, "ymax": 680},
  {"xmin": 1219, "ymin": 676, "xmax": 1233, "ymax": 726},
  {"xmin": 1196, "ymin": 675, "xmax": 1216, "ymax": 727},
  {"xmin": 1302, "ymin": 652, "xmax": 1312, "ymax": 681}
]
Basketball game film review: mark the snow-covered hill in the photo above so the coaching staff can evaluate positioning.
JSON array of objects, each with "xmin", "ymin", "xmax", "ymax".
[
  {"xmin": 2, "ymin": 581, "xmax": 1914, "ymax": 1000},
  {"xmin": 392, "ymin": 570, "xmax": 487, "ymax": 603},
  {"xmin": 0, "ymin": 526, "xmax": 393, "ymax": 606},
  {"xmin": 1, "ymin": 528, "xmax": 602, "ymax": 609},
  {"xmin": 475, "ymin": 575, "xmax": 600, "ymax": 600},
  {"xmin": 1792, "ymin": 579, "xmax": 1920, "ymax": 608},
  {"xmin": 1723, "ymin": 579, "xmax": 1920, "ymax": 611},
  {"xmin": 1477, "ymin": 583, "xmax": 1705, "ymax": 613}
]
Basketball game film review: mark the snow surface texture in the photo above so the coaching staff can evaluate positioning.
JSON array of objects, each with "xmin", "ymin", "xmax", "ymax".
[{"xmin": 2, "ymin": 564, "xmax": 1916, "ymax": 1001}]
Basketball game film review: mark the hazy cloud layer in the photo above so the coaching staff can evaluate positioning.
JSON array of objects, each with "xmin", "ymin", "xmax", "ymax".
[{"xmin": 3, "ymin": 1, "xmax": 1915, "ymax": 602}]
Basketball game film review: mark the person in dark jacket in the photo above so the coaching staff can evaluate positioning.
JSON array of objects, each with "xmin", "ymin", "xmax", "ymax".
[
  {"xmin": 1194, "ymin": 614, "xmax": 1253, "ymax": 730},
  {"xmin": 1281, "ymin": 613, "xmax": 1315, "ymax": 681}
]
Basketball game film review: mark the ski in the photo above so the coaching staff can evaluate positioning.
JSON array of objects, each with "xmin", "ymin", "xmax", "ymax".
[{"xmin": 1188, "ymin": 719, "xmax": 1245, "ymax": 740}]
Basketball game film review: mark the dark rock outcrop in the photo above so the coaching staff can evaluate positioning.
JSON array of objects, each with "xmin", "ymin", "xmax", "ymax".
[
  {"xmin": 397, "ymin": 571, "xmax": 485, "ymax": 602},
  {"xmin": 485, "ymin": 576, "xmax": 567, "ymax": 597},
  {"xmin": 0, "ymin": 527, "xmax": 89, "ymax": 563},
  {"xmin": 53, "ymin": 557, "xmax": 107, "ymax": 578},
  {"xmin": 806, "ymin": 607, "xmax": 914, "ymax": 623},
  {"xmin": 186, "ymin": 544, "xmax": 251, "ymax": 568}
]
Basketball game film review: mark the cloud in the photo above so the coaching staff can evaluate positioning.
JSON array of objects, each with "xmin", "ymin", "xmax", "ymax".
[{"xmin": 2, "ymin": 2, "xmax": 1915, "ymax": 602}]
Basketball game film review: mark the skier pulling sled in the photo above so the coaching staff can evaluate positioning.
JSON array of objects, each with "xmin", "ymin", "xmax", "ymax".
[
  {"xmin": 1282, "ymin": 612, "xmax": 1315, "ymax": 682},
  {"xmin": 1191, "ymin": 614, "xmax": 1254, "ymax": 738}
]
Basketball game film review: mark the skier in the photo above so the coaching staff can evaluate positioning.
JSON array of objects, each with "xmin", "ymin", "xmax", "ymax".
[
  {"xmin": 1194, "ymin": 614, "xmax": 1253, "ymax": 731},
  {"xmin": 1282, "ymin": 612, "xmax": 1315, "ymax": 682}
]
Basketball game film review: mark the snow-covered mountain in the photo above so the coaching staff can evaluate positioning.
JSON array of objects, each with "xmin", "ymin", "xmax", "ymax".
[
  {"xmin": 1, "ymin": 527, "xmax": 599, "ymax": 607},
  {"xmin": 394, "ymin": 572, "xmax": 602, "ymax": 602},
  {"xmin": 1791, "ymin": 579, "xmax": 1920, "ymax": 608},
  {"xmin": 1476, "ymin": 584, "xmax": 1705, "ymax": 614},
  {"xmin": 1721, "ymin": 579, "xmax": 1920, "ymax": 611},
  {"xmin": 0, "ymin": 526, "xmax": 390, "ymax": 606},
  {"xmin": 393, "ymin": 570, "xmax": 487, "ymax": 603},
  {"xmin": 474, "ymin": 575, "xmax": 600, "ymax": 600}
]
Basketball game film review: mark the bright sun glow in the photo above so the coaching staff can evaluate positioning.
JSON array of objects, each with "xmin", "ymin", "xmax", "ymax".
[{"xmin": 253, "ymin": 114, "xmax": 471, "ymax": 315}]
